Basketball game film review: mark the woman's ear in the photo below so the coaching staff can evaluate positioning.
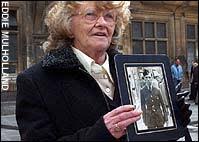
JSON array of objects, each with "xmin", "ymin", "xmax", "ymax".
[
  {"xmin": 65, "ymin": 27, "xmax": 74, "ymax": 39},
  {"xmin": 65, "ymin": 19, "xmax": 74, "ymax": 39}
]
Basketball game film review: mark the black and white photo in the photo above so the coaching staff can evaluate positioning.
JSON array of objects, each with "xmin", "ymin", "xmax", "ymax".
[{"xmin": 125, "ymin": 65, "xmax": 175, "ymax": 132}]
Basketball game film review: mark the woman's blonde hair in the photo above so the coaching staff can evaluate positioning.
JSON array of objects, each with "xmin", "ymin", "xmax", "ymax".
[{"xmin": 43, "ymin": 1, "xmax": 131, "ymax": 52}]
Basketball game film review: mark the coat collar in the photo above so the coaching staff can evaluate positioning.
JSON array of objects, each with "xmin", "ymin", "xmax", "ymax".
[
  {"xmin": 42, "ymin": 44, "xmax": 82, "ymax": 71},
  {"xmin": 42, "ymin": 42, "xmax": 122, "ymax": 104},
  {"xmin": 42, "ymin": 42, "xmax": 120, "ymax": 71}
]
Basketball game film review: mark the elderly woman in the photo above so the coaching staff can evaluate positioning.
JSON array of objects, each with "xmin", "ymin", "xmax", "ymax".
[
  {"xmin": 16, "ymin": 1, "xmax": 142, "ymax": 141},
  {"xmin": 16, "ymin": 1, "xmax": 191, "ymax": 141}
]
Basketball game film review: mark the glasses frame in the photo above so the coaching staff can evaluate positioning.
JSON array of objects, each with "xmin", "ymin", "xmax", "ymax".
[{"xmin": 74, "ymin": 8, "xmax": 117, "ymax": 26}]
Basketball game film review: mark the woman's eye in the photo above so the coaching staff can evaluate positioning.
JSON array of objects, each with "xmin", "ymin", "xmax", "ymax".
[
  {"xmin": 85, "ymin": 10, "xmax": 97, "ymax": 20},
  {"xmin": 86, "ymin": 12, "xmax": 95, "ymax": 16},
  {"xmin": 104, "ymin": 12, "xmax": 115, "ymax": 22},
  {"xmin": 105, "ymin": 13, "xmax": 114, "ymax": 19}
]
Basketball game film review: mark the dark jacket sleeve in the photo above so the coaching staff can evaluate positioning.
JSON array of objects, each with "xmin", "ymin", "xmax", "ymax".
[
  {"xmin": 16, "ymin": 73, "xmax": 58, "ymax": 141},
  {"xmin": 57, "ymin": 117, "xmax": 115, "ymax": 141},
  {"xmin": 16, "ymin": 73, "xmax": 116, "ymax": 141}
]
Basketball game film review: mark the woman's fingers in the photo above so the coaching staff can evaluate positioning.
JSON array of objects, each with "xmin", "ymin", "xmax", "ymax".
[
  {"xmin": 117, "ymin": 115, "xmax": 142, "ymax": 130},
  {"xmin": 103, "ymin": 105, "xmax": 142, "ymax": 139},
  {"xmin": 104, "ymin": 105, "xmax": 135, "ymax": 118},
  {"xmin": 104, "ymin": 108, "xmax": 142, "ymax": 125}
]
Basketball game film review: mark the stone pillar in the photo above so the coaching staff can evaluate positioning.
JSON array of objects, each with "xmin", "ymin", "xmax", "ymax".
[
  {"xmin": 169, "ymin": 13, "xmax": 176, "ymax": 60},
  {"xmin": 25, "ymin": 1, "xmax": 33, "ymax": 68}
]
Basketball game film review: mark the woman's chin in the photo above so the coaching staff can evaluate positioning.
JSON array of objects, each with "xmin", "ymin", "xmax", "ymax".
[{"xmin": 94, "ymin": 44, "xmax": 110, "ymax": 51}]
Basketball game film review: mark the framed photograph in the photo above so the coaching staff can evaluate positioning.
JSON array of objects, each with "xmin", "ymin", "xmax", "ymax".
[{"xmin": 114, "ymin": 54, "xmax": 186, "ymax": 141}]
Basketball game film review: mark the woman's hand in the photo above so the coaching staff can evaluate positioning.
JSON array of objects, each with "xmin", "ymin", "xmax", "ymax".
[{"xmin": 103, "ymin": 105, "xmax": 142, "ymax": 139}]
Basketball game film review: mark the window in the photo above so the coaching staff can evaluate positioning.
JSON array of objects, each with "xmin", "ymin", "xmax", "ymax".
[
  {"xmin": 9, "ymin": 10, "xmax": 17, "ymax": 30},
  {"xmin": 187, "ymin": 25, "xmax": 195, "ymax": 39},
  {"xmin": 186, "ymin": 24, "xmax": 198, "ymax": 72},
  {"xmin": 132, "ymin": 21, "xmax": 168, "ymax": 55},
  {"xmin": 4, "ymin": 10, "xmax": 18, "ymax": 74}
]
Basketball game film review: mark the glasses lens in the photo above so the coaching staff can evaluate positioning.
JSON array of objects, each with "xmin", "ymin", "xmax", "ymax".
[
  {"xmin": 84, "ymin": 9, "xmax": 97, "ymax": 21},
  {"xmin": 103, "ymin": 11, "xmax": 116, "ymax": 23}
]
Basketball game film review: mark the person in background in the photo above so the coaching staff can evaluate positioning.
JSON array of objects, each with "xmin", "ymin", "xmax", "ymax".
[
  {"xmin": 171, "ymin": 58, "xmax": 184, "ymax": 87},
  {"xmin": 189, "ymin": 59, "xmax": 198, "ymax": 104},
  {"xmin": 16, "ymin": 1, "xmax": 191, "ymax": 141}
]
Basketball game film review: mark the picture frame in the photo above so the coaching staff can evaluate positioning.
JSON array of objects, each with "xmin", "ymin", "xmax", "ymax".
[{"xmin": 114, "ymin": 54, "xmax": 187, "ymax": 141}]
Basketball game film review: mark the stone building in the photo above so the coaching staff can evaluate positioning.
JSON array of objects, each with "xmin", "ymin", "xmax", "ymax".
[{"xmin": 1, "ymin": 1, "xmax": 198, "ymax": 93}]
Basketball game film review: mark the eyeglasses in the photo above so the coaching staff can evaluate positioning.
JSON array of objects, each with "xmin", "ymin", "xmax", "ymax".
[{"xmin": 75, "ymin": 8, "xmax": 117, "ymax": 26}]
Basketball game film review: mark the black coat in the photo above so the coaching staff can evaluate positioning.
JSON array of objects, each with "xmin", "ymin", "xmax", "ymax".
[
  {"xmin": 16, "ymin": 44, "xmax": 123, "ymax": 141},
  {"xmin": 191, "ymin": 65, "xmax": 198, "ymax": 84}
]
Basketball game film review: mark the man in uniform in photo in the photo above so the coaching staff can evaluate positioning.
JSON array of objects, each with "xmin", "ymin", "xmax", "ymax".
[{"xmin": 140, "ymin": 69, "xmax": 168, "ymax": 129}]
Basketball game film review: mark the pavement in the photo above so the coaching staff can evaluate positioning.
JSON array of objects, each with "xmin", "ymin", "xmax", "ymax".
[
  {"xmin": 177, "ymin": 98, "xmax": 198, "ymax": 141},
  {"xmin": 1, "ymin": 101, "xmax": 20, "ymax": 141},
  {"xmin": 1, "ymin": 93, "xmax": 198, "ymax": 141}
]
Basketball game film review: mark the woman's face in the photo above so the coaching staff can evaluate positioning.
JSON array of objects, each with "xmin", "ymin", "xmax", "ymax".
[{"xmin": 70, "ymin": 2, "xmax": 116, "ymax": 55}]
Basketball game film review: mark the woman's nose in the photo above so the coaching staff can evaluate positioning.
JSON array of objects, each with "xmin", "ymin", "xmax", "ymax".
[{"xmin": 95, "ymin": 16, "xmax": 107, "ymax": 26}]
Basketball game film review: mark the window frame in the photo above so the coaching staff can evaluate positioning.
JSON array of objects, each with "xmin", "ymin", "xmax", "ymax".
[
  {"xmin": 131, "ymin": 20, "xmax": 168, "ymax": 55},
  {"xmin": 185, "ymin": 23, "xmax": 198, "ymax": 72},
  {"xmin": 7, "ymin": 9, "xmax": 19, "ymax": 75}
]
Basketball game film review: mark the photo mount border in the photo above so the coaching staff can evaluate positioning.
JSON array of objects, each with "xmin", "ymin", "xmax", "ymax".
[{"xmin": 114, "ymin": 54, "xmax": 187, "ymax": 141}]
